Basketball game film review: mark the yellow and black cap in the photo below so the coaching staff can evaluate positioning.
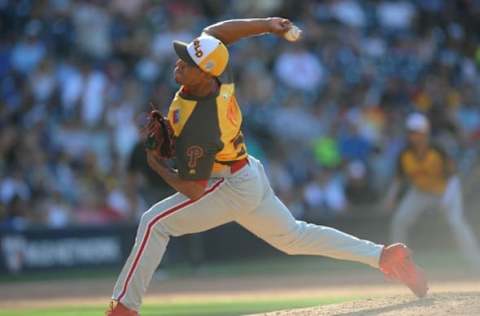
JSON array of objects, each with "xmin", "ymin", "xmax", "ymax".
[{"xmin": 173, "ymin": 34, "xmax": 229, "ymax": 77}]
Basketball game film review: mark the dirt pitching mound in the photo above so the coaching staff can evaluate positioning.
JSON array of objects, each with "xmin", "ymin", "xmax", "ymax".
[{"xmin": 255, "ymin": 292, "xmax": 480, "ymax": 316}]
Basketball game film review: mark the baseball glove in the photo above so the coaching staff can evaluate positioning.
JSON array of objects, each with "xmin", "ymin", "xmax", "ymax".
[{"xmin": 144, "ymin": 108, "xmax": 175, "ymax": 159}]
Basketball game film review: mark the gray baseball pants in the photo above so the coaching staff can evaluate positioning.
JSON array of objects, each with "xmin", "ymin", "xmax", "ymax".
[
  {"xmin": 112, "ymin": 156, "xmax": 383, "ymax": 311},
  {"xmin": 392, "ymin": 176, "xmax": 480, "ymax": 266}
]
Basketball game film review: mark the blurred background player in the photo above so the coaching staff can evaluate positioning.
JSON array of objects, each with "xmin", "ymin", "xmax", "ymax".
[{"xmin": 385, "ymin": 113, "xmax": 480, "ymax": 268}]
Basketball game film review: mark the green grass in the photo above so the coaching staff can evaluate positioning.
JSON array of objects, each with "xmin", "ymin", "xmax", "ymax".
[
  {"xmin": 0, "ymin": 296, "xmax": 360, "ymax": 316},
  {"xmin": 0, "ymin": 256, "xmax": 369, "ymax": 284},
  {"xmin": 0, "ymin": 248, "xmax": 472, "ymax": 284}
]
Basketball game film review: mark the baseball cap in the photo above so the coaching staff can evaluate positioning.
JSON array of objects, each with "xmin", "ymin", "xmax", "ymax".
[
  {"xmin": 173, "ymin": 34, "xmax": 229, "ymax": 77},
  {"xmin": 406, "ymin": 113, "xmax": 430, "ymax": 133}
]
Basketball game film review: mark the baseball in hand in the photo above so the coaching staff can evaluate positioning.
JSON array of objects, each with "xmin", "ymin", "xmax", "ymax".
[{"xmin": 283, "ymin": 25, "xmax": 302, "ymax": 42}]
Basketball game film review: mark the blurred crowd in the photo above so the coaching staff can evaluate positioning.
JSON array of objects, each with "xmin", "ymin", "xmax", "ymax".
[{"xmin": 1, "ymin": 0, "xmax": 480, "ymax": 230}]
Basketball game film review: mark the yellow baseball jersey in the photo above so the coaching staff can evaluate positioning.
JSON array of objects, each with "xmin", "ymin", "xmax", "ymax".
[
  {"xmin": 397, "ymin": 145, "xmax": 450, "ymax": 195},
  {"xmin": 167, "ymin": 66, "xmax": 248, "ymax": 180}
]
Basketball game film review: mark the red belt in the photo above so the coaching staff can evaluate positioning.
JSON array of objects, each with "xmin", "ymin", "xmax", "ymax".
[{"xmin": 230, "ymin": 157, "xmax": 249, "ymax": 174}]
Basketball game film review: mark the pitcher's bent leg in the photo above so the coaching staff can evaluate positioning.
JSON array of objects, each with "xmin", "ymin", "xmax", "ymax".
[
  {"xmin": 236, "ymin": 190, "xmax": 383, "ymax": 268},
  {"xmin": 112, "ymin": 179, "xmax": 231, "ymax": 311}
]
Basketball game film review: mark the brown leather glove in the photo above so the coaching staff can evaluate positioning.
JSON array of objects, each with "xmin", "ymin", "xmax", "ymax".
[{"xmin": 144, "ymin": 109, "xmax": 175, "ymax": 159}]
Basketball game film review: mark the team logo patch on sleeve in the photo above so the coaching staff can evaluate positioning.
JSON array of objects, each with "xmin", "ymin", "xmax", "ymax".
[{"xmin": 173, "ymin": 109, "xmax": 180, "ymax": 124}]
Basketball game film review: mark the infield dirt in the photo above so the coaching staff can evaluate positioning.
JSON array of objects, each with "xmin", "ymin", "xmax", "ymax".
[{"xmin": 254, "ymin": 292, "xmax": 480, "ymax": 316}]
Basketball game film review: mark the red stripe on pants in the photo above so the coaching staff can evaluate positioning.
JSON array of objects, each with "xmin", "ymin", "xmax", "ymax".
[{"xmin": 117, "ymin": 178, "xmax": 224, "ymax": 301}]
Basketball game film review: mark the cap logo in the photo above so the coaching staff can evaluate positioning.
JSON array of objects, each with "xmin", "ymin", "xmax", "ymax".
[
  {"xmin": 205, "ymin": 60, "xmax": 215, "ymax": 71},
  {"xmin": 193, "ymin": 39, "xmax": 203, "ymax": 58}
]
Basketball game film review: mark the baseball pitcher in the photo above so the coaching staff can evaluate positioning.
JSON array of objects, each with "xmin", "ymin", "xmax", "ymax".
[{"xmin": 106, "ymin": 18, "xmax": 428, "ymax": 316}]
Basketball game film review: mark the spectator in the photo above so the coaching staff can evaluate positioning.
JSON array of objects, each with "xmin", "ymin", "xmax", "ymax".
[
  {"xmin": 274, "ymin": 45, "xmax": 326, "ymax": 93},
  {"xmin": 0, "ymin": 170, "xmax": 31, "ymax": 205},
  {"xmin": 303, "ymin": 169, "xmax": 347, "ymax": 218},
  {"xmin": 329, "ymin": 0, "xmax": 367, "ymax": 28},
  {"xmin": 1, "ymin": 196, "xmax": 30, "ymax": 230},
  {"xmin": 345, "ymin": 160, "xmax": 377, "ymax": 206},
  {"xmin": 10, "ymin": 21, "xmax": 46, "ymax": 74},
  {"xmin": 73, "ymin": 1, "xmax": 112, "ymax": 59},
  {"xmin": 377, "ymin": 0, "xmax": 416, "ymax": 31},
  {"xmin": 43, "ymin": 192, "xmax": 72, "ymax": 228}
]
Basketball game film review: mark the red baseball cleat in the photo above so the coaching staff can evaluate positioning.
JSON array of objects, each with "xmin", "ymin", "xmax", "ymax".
[
  {"xmin": 379, "ymin": 243, "xmax": 429, "ymax": 298},
  {"xmin": 105, "ymin": 300, "xmax": 139, "ymax": 316}
]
